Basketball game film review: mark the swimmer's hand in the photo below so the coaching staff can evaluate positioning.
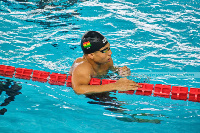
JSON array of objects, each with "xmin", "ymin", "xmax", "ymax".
[
  {"xmin": 118, "ymin": 66, "xmax": 131, "ymax": 77},
  {"xmin": 115, "ymin": 78, "xmax": 140, "ymax": 91}
]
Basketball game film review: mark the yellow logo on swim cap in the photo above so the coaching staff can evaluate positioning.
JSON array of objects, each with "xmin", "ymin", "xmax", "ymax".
[{"xmin": 83, "ymin": 41, "xmax": 91, "ymax": 48}]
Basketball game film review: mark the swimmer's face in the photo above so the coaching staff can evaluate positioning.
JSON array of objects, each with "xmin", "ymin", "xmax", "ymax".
[{"xmin": 92, "ymin": 43, "xmax": 112, "ymax": 64}]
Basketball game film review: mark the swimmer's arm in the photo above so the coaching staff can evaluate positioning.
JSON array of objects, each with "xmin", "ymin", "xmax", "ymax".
[
  {"xmin": 72, "ymin": 65, "xmax": 117, "ymax": 95},
  {"xmin": 72, "ymin": 65, "xmax": 139, "ymax": 95}
]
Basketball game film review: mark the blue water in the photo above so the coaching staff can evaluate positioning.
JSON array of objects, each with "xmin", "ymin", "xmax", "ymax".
[{"xmin": 0, "ymin": 0, "xmax": 200, "ymax": 132}]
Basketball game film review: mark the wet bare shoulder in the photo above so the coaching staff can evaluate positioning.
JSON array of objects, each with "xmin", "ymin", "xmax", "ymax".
[
  {"xmin": 71, "ymin": 60, "xmax": 94, "ymax": 77},
  {"xmin": 75, "ymin": 57, "xmax": 86, "ymax": 63},
  {"xmin": 69, "ymin": 57, "xmax": 87, "ymax": 75}
]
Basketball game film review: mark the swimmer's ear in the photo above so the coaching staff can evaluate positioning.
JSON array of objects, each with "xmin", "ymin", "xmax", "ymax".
[{"xmin": 88, "ymin": 53, "xmax": 94, "ymax": 59}]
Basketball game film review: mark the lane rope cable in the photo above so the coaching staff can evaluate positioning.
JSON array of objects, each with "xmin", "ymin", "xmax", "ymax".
[{"xmin": 0, "ymin": 65, "xmax": 199, "ymax": 102}]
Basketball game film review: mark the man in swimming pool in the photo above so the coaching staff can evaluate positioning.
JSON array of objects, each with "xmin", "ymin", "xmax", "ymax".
[{"xmin": 69, "ymin": 31, "xmax": 140, "ymax": 95}]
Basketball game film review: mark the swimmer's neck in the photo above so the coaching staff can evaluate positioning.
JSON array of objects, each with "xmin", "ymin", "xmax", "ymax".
[{"xmin": 83, "ymin": 55, "xmax": 106, "ymax": 72}]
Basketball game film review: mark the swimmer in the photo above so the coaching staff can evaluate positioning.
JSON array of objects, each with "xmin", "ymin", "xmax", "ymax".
[{"xmin": 69, "ymin": 31, "xmax": 140, "ymax": 94}]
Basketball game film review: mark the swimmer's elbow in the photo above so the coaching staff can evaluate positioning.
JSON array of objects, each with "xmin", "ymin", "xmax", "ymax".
[
  {"xmin": 74, "ymin": 90, "xmax": 85, "ymax": 95},
  {"xmin": 72, "ymin": 86, "xmax": 87, "ymax": 95}
]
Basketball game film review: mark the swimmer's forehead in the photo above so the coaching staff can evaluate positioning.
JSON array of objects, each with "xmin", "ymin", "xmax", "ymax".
[{"xmin": 99, "ymin": 42, "xmax": 110, "ymax": 51}]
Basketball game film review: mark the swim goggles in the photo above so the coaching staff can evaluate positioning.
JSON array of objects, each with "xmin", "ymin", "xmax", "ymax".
[{"xmin": 99, "ymin": 47, "xmax": 110, "ymax": 53}]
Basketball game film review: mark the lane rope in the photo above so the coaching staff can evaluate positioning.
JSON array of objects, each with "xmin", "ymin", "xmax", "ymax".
[{"xmin": 0, "ymin": 65, "xmax": 199, "ymax": 102}]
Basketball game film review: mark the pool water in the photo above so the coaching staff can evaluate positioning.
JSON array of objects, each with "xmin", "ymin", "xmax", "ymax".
[{"xmin": 0, "ymin": 0, "xmax": 200, "ymax": 132}]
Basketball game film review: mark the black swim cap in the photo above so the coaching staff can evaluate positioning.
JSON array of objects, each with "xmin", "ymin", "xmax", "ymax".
[{"xmin": 81, "ymin": 31, "xmax": 108, "ymax": 54}]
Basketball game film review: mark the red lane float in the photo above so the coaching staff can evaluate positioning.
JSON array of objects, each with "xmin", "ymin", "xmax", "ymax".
[
  {"xmin": 189, "ymin": 88, "xmax": 200, "ymax": 102},
  {"xmin": 102, "ymin": 79, "xmax": 117, "ymax": 85},
  {"xmin": 0, "ymin": 65, "xmax": 15, "ymax": 78},
  {"xmin": 171, "ymin": 86, "xmax": 188, "ymax": 100},
  {"xmin": 89, "ymin": 78, "xmax": 101, "ymax": 85},
  {"xmin": 0, "ymin": 65, "xmax": 200, "ymax": 103},
  {"xmin": 48, "ymin": 73, "xmax": 67, "ymax": 86},
  {"xmin": 32, "ymin": 70, "xmax": 50, "ymax": 83},
  {"xmin": 135, "ymin": 83, "xmax": 154, "ymax": 96},
  {"xmin": 15, "ymin": 68, "xmax": 33, "ymax": 80},
  {"xmin": 66, "ymin": 76, "xmax": 72, "ymax": 87},
  {"xmin": 154, "ymin": 84, "xmax": 171, "ymax": 98}
]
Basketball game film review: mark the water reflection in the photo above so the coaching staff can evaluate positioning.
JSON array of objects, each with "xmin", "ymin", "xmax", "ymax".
[
  {"xmin": 86, "ymin": 92, "xmax": 162, "ymax": 124},
  {"xmin": 0, "ymin": 78, "xmax": 22, "ymax": 115},
  {"xmin": 2, "ymin": 0, "xmax": 81, "ymax": 29}
]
